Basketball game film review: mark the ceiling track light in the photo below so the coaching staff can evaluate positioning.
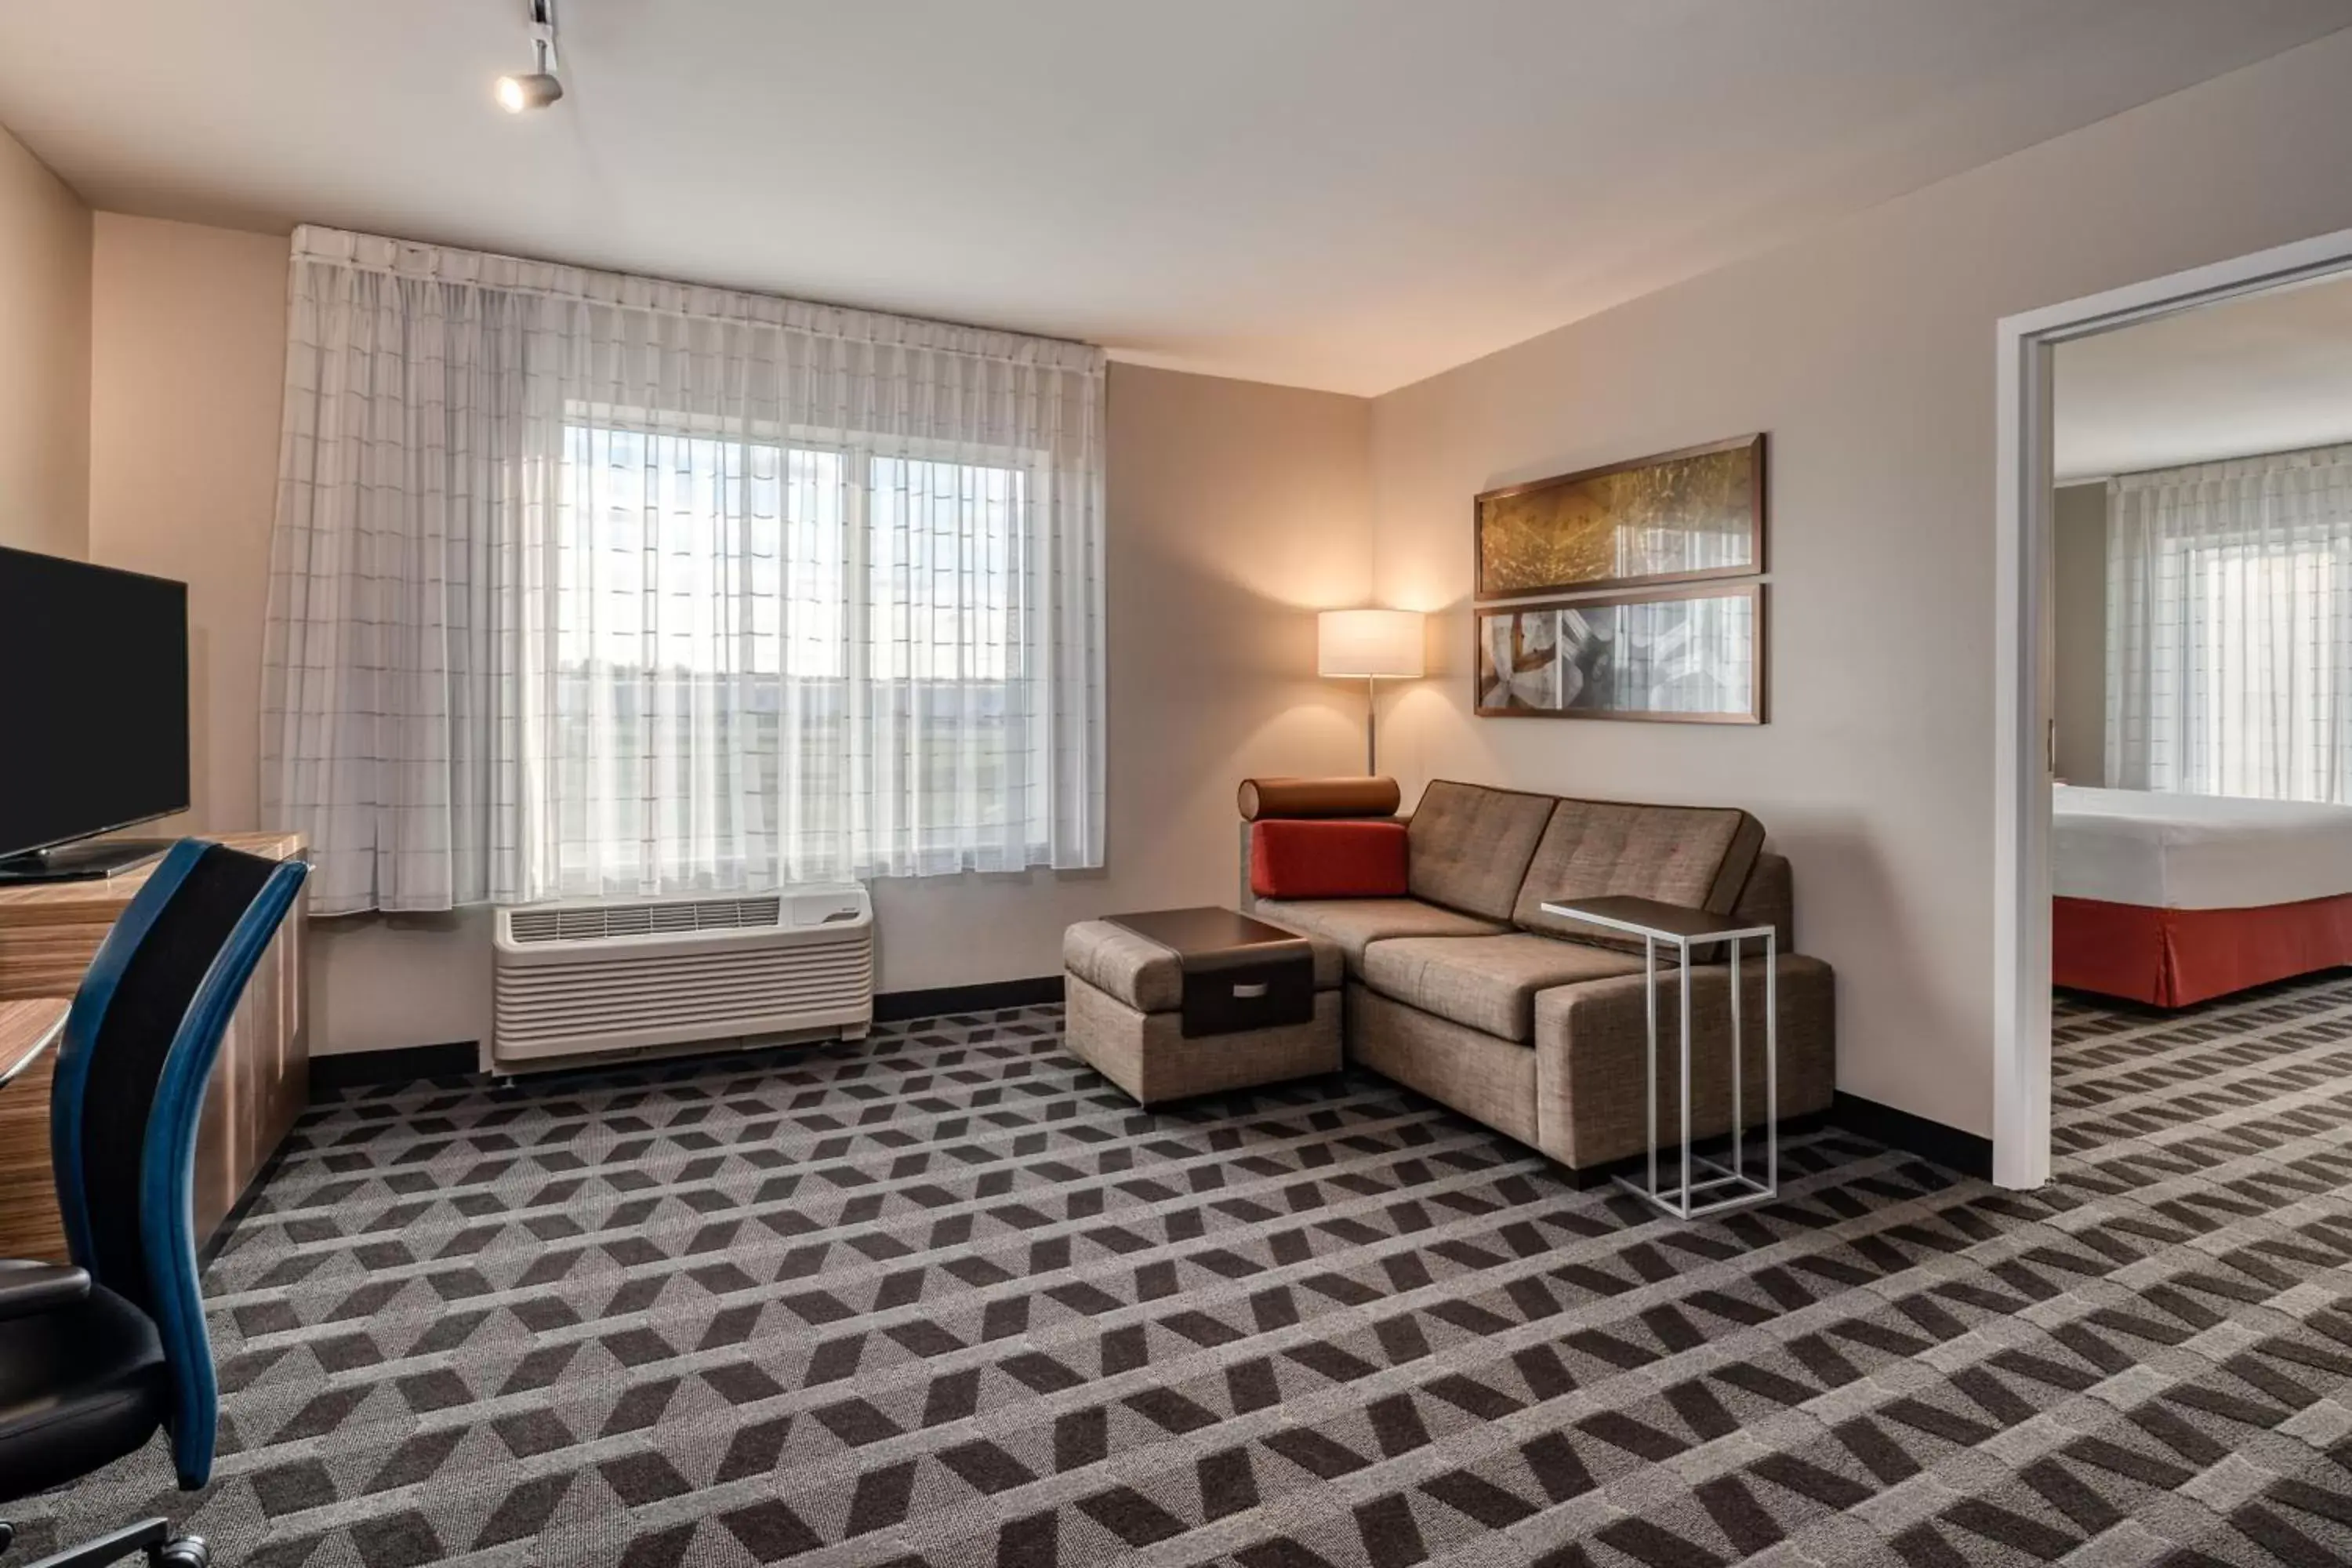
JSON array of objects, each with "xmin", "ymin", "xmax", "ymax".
[{"xmin": 495, "ymin": 0, "xmax": 564, "ymax": 112}]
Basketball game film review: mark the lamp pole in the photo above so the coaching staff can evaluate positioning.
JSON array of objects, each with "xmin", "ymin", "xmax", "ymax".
[{"xmin": 1365, "ymin": 676, "xmax": 1378, "ymax": 775}]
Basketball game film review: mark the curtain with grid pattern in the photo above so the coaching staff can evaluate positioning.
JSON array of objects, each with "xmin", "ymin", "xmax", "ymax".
[
  {"xmin": 263, "ymin": 227, "xmax": 1105, "ymax": 915},
  {"xmin": 2106, "ymin": 443, "xmax": 2352, "ymax": 803}
]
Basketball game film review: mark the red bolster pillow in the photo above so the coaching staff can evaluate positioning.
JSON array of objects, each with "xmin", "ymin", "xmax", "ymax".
[{"xmin": 1251, "ymin": 819, "xmax": 1409, "ymax": 899}]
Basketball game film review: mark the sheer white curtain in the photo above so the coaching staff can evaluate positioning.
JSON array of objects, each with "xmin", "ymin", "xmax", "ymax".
[
  {"xmin": 263, "ymin": 227, "xmax": 1105, "ymax": 916},
  {"xmin": 2106, "ymin": 443, "xmax": 2352, "ymax": 802}
]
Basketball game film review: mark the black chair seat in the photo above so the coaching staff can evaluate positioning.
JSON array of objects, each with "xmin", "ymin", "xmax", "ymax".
[{"xmin": 0, "ymin": 1283, "xmax": 167, "ymax": 1501}]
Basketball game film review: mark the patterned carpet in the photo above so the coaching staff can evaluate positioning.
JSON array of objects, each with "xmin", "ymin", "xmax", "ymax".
[{"xmin": 16, "ymin": 978, "xmax": 2352, "ymax": 1566}]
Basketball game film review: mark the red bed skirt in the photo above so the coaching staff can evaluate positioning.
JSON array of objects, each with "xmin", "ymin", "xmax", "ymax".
[{"xmin": 2053, "ymin": 892, "xmax": 2352, "ymax": 1007}]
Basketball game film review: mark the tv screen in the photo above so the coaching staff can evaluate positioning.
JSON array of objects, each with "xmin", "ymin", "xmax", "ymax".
[{"xmin": 0, "ymin": 546, "xmax": 190, "ymax": 862}]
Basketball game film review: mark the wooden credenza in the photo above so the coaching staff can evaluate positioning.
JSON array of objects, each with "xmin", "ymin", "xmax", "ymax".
[{"xmin": 0, "ymin": 831, "xmax": 308, "ymax": 1261}]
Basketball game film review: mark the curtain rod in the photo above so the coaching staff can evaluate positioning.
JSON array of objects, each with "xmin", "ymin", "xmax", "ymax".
[
  {"xmin": 288, "ymin": 224, "xmax": 1105, "ymax": 374},
  {"xmin": 2108, "ymin": 436, "xmax": 2352, "ymax": 487}
]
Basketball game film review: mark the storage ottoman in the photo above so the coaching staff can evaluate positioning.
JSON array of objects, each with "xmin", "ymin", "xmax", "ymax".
[{"xmin": 1062, "ymin": 908, "xmax": 1344, "ymax": 1105}]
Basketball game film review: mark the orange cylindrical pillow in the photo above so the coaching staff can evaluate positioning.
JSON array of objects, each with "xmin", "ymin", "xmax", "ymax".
[
  {"xmin": 1237, "ymin": 775, "xmax": 1403, "ymax": 821},
  {"xmin": 1251, "ymin": 819, "xmax": 1409, "ymax": 899}
]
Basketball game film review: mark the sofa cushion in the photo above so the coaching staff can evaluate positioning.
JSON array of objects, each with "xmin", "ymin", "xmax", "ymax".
[
  {"xmin": 1250, "ymin": 819, "xmax": 1409, "ymax": 899},
  {"xmin": 1253, "ymin": 898, "xmax": 1507, "ymax": 971},
  {"xmin": 1359, "ymin": 933, "xmax": 1646, "ymax": 1042},
  {"xmin": 1064, "ymin": 920, "xmax": 1341, "ymax": 1013},
  {"xmin": 1406, "ymin": 780, "xmax": 1555, "ymax": 920},
  {"xmin": 1237, "ymin": 775, "xmax": 1402, "ymax": 821},
  {"xmin": 1512, "ymin": 799, "xmax": 1766, "ymax": 947}
]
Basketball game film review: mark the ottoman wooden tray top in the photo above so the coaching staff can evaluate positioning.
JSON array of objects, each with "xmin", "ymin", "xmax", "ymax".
[{"xmin": 1062, "ymin": 906, "xmax": 1343, "ymax": 1105}]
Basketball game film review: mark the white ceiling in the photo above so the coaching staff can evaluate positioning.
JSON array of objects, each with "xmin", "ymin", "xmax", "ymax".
[
  {"xmin": 2, "ymin": 1, "xmax": 2347, "ymax": 395},
  {"xmin": 2055, "ymin": 271, "xmax": 2352, "ymax": 481}
]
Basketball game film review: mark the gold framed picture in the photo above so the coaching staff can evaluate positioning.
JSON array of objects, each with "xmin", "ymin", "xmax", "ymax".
[{"xmin": 1473, "ymin": 434, "xmax": 1765, "ymax": 601}]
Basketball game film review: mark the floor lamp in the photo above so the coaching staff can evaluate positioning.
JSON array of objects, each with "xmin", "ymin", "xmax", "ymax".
[{"xmin": 1318, "ymin": 608, "xmax": 1425, "ymax": 775}]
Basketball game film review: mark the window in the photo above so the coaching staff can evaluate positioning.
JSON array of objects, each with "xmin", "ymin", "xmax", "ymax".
[
  {"xmin": 261, "ymin": 234, "xmax": 1105, "ymax": 916},
  {"xmin": 2170, "ymin": 543, "xmax": 2339, "ymax": 800},
  {"xmin": 2108, "ymin": 448, "xmax": 2352, "ymax": 808},
  {"xmin": 549, "ymin": 419, "xmax": 1049, "ymax": 891}
]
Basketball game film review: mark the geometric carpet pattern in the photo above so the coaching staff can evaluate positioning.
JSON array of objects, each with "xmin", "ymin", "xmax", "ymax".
[{"xmin": 16, "ymin": 981, "xmax": 2352, "ymax": 1565}]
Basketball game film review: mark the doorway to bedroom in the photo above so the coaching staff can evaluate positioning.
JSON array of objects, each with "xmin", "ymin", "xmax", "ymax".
[
  {"xmin": 2048, "ymin": 268, "xmax": 2352, "ymax": 1158},
  {"xmin": 1999, "ymin": 233, "xmax": 2352, "ymax": 1185}
]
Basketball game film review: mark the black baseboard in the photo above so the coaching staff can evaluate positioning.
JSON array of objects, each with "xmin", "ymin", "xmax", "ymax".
[
  {"xmin": 1830, "ymin": 1091, "xmax": 1992, "ymax": 1178},
  {"xmin": 310, "ymin": 1041, "xmax": 479, "ymax": 1091},
  {"xmin": 875, "ymin": 975, "xmax": 1064, "ymax": 1022}
]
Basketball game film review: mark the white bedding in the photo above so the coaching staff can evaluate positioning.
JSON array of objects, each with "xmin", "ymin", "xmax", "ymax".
[{"xmin": 2053, "ymin": 785, "xmax": 2352, "ymax": 909}]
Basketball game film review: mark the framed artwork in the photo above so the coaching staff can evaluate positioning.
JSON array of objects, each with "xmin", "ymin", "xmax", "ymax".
[
  {"xmin": 1474, "ymin": 583, "xmax": 1764, "ymax": 724},
  {"xmin": 1473, "ymin": 434, "xmax": 1765, "ymax": 601}
]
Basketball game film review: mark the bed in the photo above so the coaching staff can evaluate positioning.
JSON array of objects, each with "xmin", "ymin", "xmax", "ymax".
[{"xmin": 2053, "ymin": 784, "xmax": 2352, "ymax": 1007}]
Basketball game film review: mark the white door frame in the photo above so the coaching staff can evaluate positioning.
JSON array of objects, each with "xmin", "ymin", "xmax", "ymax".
[{"xmin": 1993, "ymin": 224, "xmax": 2352, "ymax": 1189}]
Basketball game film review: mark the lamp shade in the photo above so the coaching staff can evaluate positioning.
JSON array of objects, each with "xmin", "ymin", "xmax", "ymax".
[{"xmin": 1318, "ymin": 608, "xmax": 1425, "ymax": 679}]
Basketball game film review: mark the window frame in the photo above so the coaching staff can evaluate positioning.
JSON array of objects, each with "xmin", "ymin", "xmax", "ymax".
[{"xmin": 551, "ymin": 401, "xmax": 1058, "ymax": 877}]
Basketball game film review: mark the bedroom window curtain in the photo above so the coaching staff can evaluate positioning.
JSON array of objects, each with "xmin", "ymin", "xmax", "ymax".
[
  {"xmin": 263, "ymin": 227, "xmax": 1106, "ymax": 916},
  {"xmin": 2106, "ymin": 443, "xmax": 2352, "ymax": 804}
]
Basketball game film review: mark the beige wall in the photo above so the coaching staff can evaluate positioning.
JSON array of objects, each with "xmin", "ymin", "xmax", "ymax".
[
  {"xmin": 1367, "ymin": 27, "xmax": 2352, "ymax": 1138},
  {"xmin": 88, "ymin": 214, "xmax": 286, "ymax": 837},
  {"xmin": 2053, "ymin": 483, "xmax": 2107, "ymax": 787},
  {"xmin": 81, "ymin": 220, "xmax": 1374, "ymax": 1055},
  {"xmin": 0, "ymin": 122, "xmax": 90, "ymax": 559}
]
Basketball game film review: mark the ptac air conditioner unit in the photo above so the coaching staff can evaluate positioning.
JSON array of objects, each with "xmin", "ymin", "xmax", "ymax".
[{"xmin": 491, "ymin": 885, "xmax": 872, "ymax": 1072}]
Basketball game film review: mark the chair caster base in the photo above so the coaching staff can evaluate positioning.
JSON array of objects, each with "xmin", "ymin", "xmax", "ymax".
[
  {"xmin": 149, "ymin": 1537, "xmax": 209, "ymax": 1568},
  {"xmin": 12, "ymin": 1518, "xmax": 205, "ymax": 1568}
]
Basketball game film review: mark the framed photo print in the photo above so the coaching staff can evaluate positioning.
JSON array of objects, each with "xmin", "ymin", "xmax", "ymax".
[
  {"xmin": 1474, "ymin": 583, "xmax": 1763, "ymax": 724},
  {"xmin": 1473, "ymin": 434, "xmax": 1765, "ymax": 601}
]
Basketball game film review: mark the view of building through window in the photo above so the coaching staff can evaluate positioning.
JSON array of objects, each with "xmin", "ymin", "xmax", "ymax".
[{"xmin": 547, "ymin": 423, "xmax": 1045, "ymax": 885}]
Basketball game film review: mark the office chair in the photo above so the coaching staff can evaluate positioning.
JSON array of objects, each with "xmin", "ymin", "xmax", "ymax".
[{"xmin": 0, "ymin": 840, "xmax": 309, "ymax": 1568}]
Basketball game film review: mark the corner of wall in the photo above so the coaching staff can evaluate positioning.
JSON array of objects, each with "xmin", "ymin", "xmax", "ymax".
[{"xmin": 0, "ymin": 119, "xmax": 93, "ymax": 561}]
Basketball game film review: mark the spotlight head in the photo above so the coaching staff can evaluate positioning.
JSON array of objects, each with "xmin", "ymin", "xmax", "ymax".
[
  {"xmin": 497, "ymin": 0, "xmax": 563, "ymax": 113},
  {"xmin": 496, "ymin": 71, "xmax": 564, "ymax": 112}
]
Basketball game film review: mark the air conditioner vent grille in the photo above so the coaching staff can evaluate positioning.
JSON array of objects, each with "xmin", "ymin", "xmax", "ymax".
[
  {"xmin": 492, "ymin": 885, "xmax": 872, "ymax": 1070},
  {"xmin": 506, "ymin": 895, "xmax": 785, "ymax": 946}
]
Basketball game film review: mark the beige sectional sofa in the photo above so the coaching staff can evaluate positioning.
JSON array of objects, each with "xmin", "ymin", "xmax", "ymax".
[{"xmin": 1248, "ymin": 780, "xmax": 1835, "ymax": 1176}]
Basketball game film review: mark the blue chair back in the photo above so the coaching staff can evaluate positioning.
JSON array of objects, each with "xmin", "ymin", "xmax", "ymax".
[{"xmin": 46, "ymin": 839, "xmax": 309, "ymax": 1490}]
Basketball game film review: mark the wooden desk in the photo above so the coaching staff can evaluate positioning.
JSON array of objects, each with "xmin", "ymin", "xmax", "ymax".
[
  {"xmin": 0, "ymin": 833, "xmax": 308, "ymax": 1261},
  {"xmin": 0, "ymin": 1000, "xmax": 69, "ymax": 1240},
  {"xmin": 0, "ymin": 1000, "xmax": 67, "ymax": 1088}
]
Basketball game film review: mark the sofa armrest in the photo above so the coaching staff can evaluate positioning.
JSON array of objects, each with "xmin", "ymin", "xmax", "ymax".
[
  {"xmin": 1531, "ymin": 953, "xmax": 1835, "ymax": 1171},
  {"xmin": 0, "ymin": 1261, "xmax": 91, "ymax": 1322},
  {"xmin": 1726, "ymin": 851, "xmax": 1795, "ymax": 953}
]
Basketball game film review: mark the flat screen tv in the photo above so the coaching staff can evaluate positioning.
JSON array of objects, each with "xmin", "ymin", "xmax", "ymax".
[{"xmin": 0, "ymin": 546, "xmax": 191, "ymax": 882}]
